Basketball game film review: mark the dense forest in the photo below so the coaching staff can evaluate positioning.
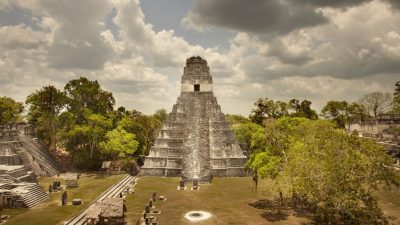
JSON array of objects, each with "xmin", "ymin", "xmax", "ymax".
[
  {"xmin": 226, "ymin": 81, "xmax": 400, "ymax": 224},
  {"xmin": 1, "ymin": 78, "xmax": 400, "ymax": 224},
  {"xmin": 1, "ymin": 77, "xmax": 167, "ymax": 169}
]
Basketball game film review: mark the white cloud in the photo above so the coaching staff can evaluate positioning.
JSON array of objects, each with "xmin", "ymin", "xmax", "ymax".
[
  {"xmin": 0, "ymin": 25, "xmax": 46, "ymax": 49},
  {"xmin": 0, "ymin": 0, "xmax": 399, "ymax": 117}
]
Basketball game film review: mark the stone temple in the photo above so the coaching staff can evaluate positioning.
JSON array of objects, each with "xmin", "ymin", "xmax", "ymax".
[{"xmin": 141, "ymin": 56, "xmax": 247, "ymax": 182}]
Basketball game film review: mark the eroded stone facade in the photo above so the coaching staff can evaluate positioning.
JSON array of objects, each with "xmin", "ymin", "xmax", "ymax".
[{"xmin": 141, "ymin": 56, "xmax": 246, "ymax": 181}]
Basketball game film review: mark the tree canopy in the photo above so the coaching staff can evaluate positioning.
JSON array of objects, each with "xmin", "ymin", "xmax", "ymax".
[
  {"xmin": 64, "ymin": 77, "xmax": 115, "ymax": 118},
  {"xmin": 25, "ymin": 85, "xmax": 68, "ymax": 149},
  {"xmin": 321, "ymin": 101, "xmax": 368, "ymax": 128},
  {"xmin": 0, "ymin": 96, "xmax": 24, "ymax": 125},
  {"xmin": 99, "ymin": 126, "xmax": 139, "ymax": 159},
  {"xmin": 250, "ymin": 98, "xmax": 318, "ymax": 124},
  {"xmin": 241, "ymin": 117, "xmax": 399, "ymax": 224}
]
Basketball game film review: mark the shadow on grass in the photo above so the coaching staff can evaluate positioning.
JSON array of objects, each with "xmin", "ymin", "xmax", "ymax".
[
  {"xmin": 260, "ymin": 210, "xmax": 289, "ymax": 222},
  {"xmin": 249, "ymin": 199, "xmax": 311, "ymax": 223},
  {"xmin": 249, "ymin": 199, "xmax": 288, "ymax": 221}
]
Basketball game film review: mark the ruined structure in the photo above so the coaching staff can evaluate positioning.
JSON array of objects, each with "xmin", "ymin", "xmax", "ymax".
[
  {"xmin": 0, "ymin": 123, "xmax": 59, "ymax": 208},
  {"xmin": 347, "ymin": 114, "xmax": 400, "ymax": 165},
  {"xmin": 85, "ymin": 198, "xmax": 125, "ymax": 224},
  {"xmin": 0, "ymin": 123, "xmax": 60, "ymax": 177},
  {"xmin": 141, "ymin": 56, "xmax": 246, "ymax": 181}
]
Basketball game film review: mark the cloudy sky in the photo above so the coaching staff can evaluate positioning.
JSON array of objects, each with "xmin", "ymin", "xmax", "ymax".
[{"xmin": 1, "ymin": 0, "xmax": 399, "ymax": 116}]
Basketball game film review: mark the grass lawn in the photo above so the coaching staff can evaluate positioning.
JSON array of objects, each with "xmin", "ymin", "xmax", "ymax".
[
  {"xmin": 3, "ymin": 174, "xmax": 125, "ymax": 225},
  {"xmin": 125, "ymin": 177, "xmax": 400, "ymax": 225},
  {"xmin": 125, "ymin": 177, "xmax": 311, "ymax": 225},
  {"xmin": 376, "ymin": 185, "xmax": 400, "ymax": 225},
  {"xmin": 2, "ymin": 175, "xmax": 399, "ymax": 225}
]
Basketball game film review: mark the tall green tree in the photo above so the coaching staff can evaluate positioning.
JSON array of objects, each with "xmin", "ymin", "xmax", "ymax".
[
  {"xmin": 250, "ymin": 98, "xmax": 289, "ymax": 124},
  {"xmin": 59, "ymin": 77, "xmax": 116, "ymax": 168},
  {"xmin": 321, "ymin": 101, "xmax": 349, "ymax": 128},
  {"xmin": 291, "ymin": 99, "xmax": 318, "ymax": 119},
  {"xmin": 321, "ymin": 101, "xmax": 368, "ymax": 128},
  {"xmin": 64, "ymin": 110, "xmax": 112, "ymax": 168},
  {"xmin": 64, "ymin": 77, "xmax": 115, "ymax": 119},
  {"xmin": 0, "ymin": 96, "xmax": 24, "ymax": 125},
  {"xmin": 288, "ymin": 99, "xmax": 301, "ymax": 114},
  {"xmin": 25, "ymin": 85, "xmax": 68, "ymax": 149}
]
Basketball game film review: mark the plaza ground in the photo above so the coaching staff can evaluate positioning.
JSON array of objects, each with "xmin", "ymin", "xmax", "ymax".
[
  {"xmin": 3, "ymin": 175, "xmax": 400, "ymax": 225},
  {"xmin": 125, "ymin": 177, "xmax": 311, "ymax": 225},
  {"xmin": 3, "ymin": 174, "xmax": 124, "ymax": 225}
]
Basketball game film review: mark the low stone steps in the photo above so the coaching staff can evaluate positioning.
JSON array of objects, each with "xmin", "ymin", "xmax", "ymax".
[{"xmin": 20, "ymin": 183, "xmax": 49, "ymax": 208}]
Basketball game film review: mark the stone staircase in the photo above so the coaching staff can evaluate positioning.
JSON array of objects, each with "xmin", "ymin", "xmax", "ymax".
[
  {"xmin": 18, "ymin": 135, "xmax": 60, "ymax": 176},
  {"xmin": 19, "ymin": 183, "xmax": 49, "ymax": 208},
  {"xmin": 141, "ymin": 56, "xmax": 246, "ymax": 179}
]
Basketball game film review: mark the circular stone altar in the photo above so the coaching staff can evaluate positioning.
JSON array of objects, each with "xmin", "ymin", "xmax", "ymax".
[{"xmin": 184, "ymin": 211, "xmax": 212, "ymax": 222}]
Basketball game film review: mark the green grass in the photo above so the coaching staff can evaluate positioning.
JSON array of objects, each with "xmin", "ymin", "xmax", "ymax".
[
  {"xmin": 3, "ymin": 174, "xmax": 125, "ymax": 225},
  {"xmin": 3, "ymin": 175, "xmax": 399, "ymax": 225},
  {"xmin": 125, "ymin": 177, "xmax": 400, "ymax": 225},
  {"xmin": 125, "ymin": 177, "xmax": 311, "ymax": 225},
  {"xmin": 376, "ymin": 185, "xmax": 400, "ymax": 225}
]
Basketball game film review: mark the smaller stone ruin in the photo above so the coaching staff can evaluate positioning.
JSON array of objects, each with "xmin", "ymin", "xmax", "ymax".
[
  {"xmin": 348, "ymin": 114, "xmax": 400, "ymax": 165},
  {"xmin": 85, "ymin": 198, "xmax": 126, "ymax": 225},
  {"xmin": 65, "ymin": 173, "xmax": 79, "ymax": 188},
  {"xmin": 102, "ymin": 161, "xmax": 123, "ymax": 175}
]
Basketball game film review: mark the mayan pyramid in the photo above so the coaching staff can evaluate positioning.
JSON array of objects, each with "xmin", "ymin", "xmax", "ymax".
[{"xmin": 141, "ymin": 56, "xmax": 247, "ymax": 182}]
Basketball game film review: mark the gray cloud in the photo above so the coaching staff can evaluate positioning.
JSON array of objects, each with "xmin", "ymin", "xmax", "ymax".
[
  {"xmin": 299, "ymin": 0, "xmax": 400, "ymax": 10},
  {"xmin": 386, "ymin": 0, "xmax": 400, "ymax": 9},
  {"xmin": 183, "ymin": 0, "xmax": 400, "ymax": 36},
  {"xmin": 266, "ymin": 38, "xmax": 313, "ymax": 66},
  {"xmin": 183, "ymin": 0, "xmax": 328, "ymax": 36},
  {"xmin": 295, "ymin": 0, "xmax": 372, "ymax": 8}
]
